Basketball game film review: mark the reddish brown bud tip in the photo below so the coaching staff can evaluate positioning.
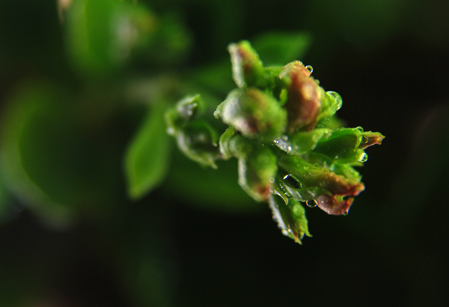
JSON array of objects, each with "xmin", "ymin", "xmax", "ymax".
[
  {"xmin": 282, "ymin": 62, "xmax": 322, "ymax": 132},
  {"xmin": 316, "ymin": 195, "xmax": 354, "ymax": 215}
]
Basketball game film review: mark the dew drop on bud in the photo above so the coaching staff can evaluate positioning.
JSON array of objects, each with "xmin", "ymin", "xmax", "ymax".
[
  {"xmin": 282, "ymin": 174, "xmax": 302, "ymax": 189},
  {"xmin": 360, "ymin": 153, "xmax": 368, "ymax": 162},
  {"xmin": 327, "ymin": 91, "xmax": 343, "ymax": 111},
  {"xmin": 306, "ymin": 199, "xmax": 318, "ymax": 208},
  {"xmin": 305, "ymin": 65, "xmax": 313, "ymax": 74}
]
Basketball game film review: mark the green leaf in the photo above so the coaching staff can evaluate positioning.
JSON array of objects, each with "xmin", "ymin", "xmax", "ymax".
[
  {"xmin": 66, "ymin": 0, "xmax": 120, "ymax": 75},
  {"xmin": 252, "ymin": 32, "xmax": 312, "ymax": 66},
  {"xmin": 66, "ymin": 0, "xmax": 157, "ymax": 76},
  {"xmin": 1, "ymin": 83, "xmax": 75, "ymax": 226},
  {"xmin": 17, "ymin": 87, "xmax": 129, "ymax": 215},
  {"xmin": 125, "ymin": 102, "xmax": 171, "ymax": 200}
]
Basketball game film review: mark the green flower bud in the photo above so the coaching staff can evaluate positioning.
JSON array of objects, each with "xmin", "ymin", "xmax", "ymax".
[
  {"xmin": 165, "ymin": 95, "xmax": 205, "ymax": 135},
  {"xmin": 214, "ymin": 88, "xmax": 286, "ymax": 141},
  {"xmin": 269, "ymin": 195, "xmax": 312, "ymax": 244},
  {"xmin": 238, "ymin": 145, "xmax": 277, "ymax": 202},
  {"xmin": 228, "ymin": 41, "xmax": 265, "ymax": 88},
  {"xmin": 166, "ymin": 96, "xmax": 219, "ymax": 168},
  {"xmin": 175, "ymin": 120, "xmax": 220, "ymax": 169}
]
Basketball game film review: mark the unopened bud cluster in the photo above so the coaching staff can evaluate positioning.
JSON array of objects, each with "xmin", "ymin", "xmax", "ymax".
[{"xmin": 167, "ymin": 41, "xmax": 384, "ymax": 244}]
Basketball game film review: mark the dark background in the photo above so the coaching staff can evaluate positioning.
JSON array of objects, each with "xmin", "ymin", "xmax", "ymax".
[{"xmin": 1, "ymin": 0, "xmax": 448, "ymax": 306}]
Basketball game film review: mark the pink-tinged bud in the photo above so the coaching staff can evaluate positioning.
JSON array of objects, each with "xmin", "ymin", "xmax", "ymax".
[
  {"xmin": 315, "ymin": 195, "xmax": 354, "ymax": 216},
  {"xmin": 281, "ymin": 61, "xmax": 323, "ymax": 132},
  {"xmin": 313, "ymin": 172, "xmax": 365, "ymax": 215},
  {"xmin": 279, "ymin": 61, "xmax": 313, "ymax": 79}
]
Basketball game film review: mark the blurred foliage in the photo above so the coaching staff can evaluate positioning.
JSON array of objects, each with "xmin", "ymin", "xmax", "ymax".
[{"xmin": 0, "ymin": 0, "xmax": 448, "ymax": 306}]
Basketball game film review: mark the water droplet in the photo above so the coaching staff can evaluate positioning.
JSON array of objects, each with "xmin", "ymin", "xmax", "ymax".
[
  {"xmin": 356, "ymin": 126, "xmax": 364, "ymax": 132},
  {"xmin": 327, "ymin": 91, "xmax": 342, "ymax": 110},
  {"xmin": 360, "ymin": 153, "xmax": 368, "ymax": 162},
  {"xmin": 273, "ymin": 139, "xmax": 280, "ymax": 144},
  {"xmin": 305, "ymin": 65, "xmax": 313, "ymax": 74},
  {"xmin": 287, "ymin": 146, "xmax": 292, "ymax": 152},
  {"xmin": 282, "ymin": 229, "xmax": 289, "ymax": 236},
  {"xmin": 283, "ymin": 174, "xmax": 302, "ymax": 189},
  {"xmin": 284, "ymin": 192, "xmax": 292, "ymax": 198},
  {"xmin": 343, "ymin": 211, "xmax": 349, "ymax": 216},
  {"xmin": 306, "ymin": 199, "xmax": 318, "ymax": 208},
  {"xmin": 282, "ymin": 135, "xmax": 289, "ymax": 141}
]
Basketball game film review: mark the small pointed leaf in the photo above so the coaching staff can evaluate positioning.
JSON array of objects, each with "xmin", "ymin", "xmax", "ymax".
[{"xmin": 125, "ymin": 102, "xmax": 171, "ymax": 200}]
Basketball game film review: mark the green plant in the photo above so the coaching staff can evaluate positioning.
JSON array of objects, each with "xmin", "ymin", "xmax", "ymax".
[
  {"xmin": 0, "ymin": 0, "xmax": 383, "ymax": 245},
  {"xmin": 165, "ymin": 41, "xmax": 384, "ymax": 244}
]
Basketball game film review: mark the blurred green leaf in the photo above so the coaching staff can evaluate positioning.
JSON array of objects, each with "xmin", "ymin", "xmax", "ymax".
[
  {"xmin": 163, "ymin": 150, "xmax": 260, "ymax": 214},
  {"xmin": 125, "ymin": 102, "xmax": 171, "ymax": 200},
  {"xmin": 143, "ymin": 13, "xmax": 192, "ymax": 66},
  {"xmin": 0, "ymin": 83, "xmax": 74, "ymax": 226},
  {"xmin": 66, "ymin": 0, "xmax": 120, "ymax": 75},
  {"xmin": 252, "ymin": 32, "xmax": 312, "ymax": 66},
  {"xmin": 13, "ymin": 83, "xmax": 129, "ymax": 218},
  {"xmin": 66, "ymin": 0, "xmax": 158, "ymax": 76}
]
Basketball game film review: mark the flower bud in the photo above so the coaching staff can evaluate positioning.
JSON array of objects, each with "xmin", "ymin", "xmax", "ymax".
[
  {"xmin": 269, "ymin": 195, "xmax": 311, "ymax": 244},
  {"xmin": 175, "ymin": 120, "xmax": 220, "ymax": 169},
  {"xmin": 238, "ymin": 145, "xmax": 277, "ymax": 202},
  {"xmin": 215, "ymin": 88, "xmax": 286, "ymax": 141},
  {"xmin": 277, "ymin": 155, "xmax": 365, "ymax": 215},
  {"xmin": 280, "ymin": 61, "xmax": 324, "ymax": 132},
  {"xmin": 228, "ymin": 41, "xmax": 265, "ymax": 88},
  {"xmin": 165, "ymin": 95, "xmax": 205, "ymax": 135}
]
